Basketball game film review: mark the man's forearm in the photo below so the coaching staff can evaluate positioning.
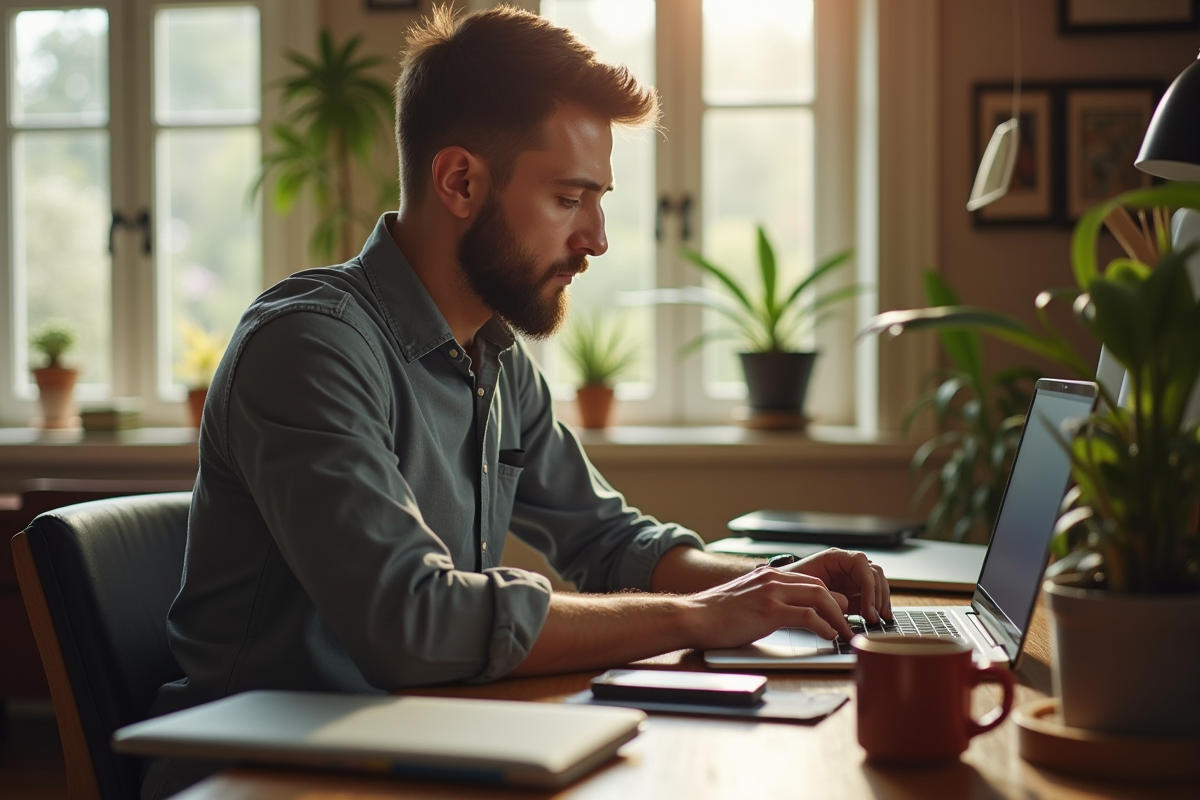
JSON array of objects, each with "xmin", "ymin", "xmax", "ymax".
[
  {"xmin": 649, "ymin": 544, "xmax": 760, "ymax": 594},
  {"xmin": 507, "ymin": 591, "xmax": 696, "ymax": 677}
]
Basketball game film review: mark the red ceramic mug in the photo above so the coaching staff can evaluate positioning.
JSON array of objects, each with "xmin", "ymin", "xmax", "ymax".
[{"xmin": 852, "ymin": 634, "xmax": 1015, "ymax": 764}]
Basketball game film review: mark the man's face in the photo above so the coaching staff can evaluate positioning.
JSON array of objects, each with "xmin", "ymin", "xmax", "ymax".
[{"xmin": 456, "ymin": 104, "xmax": 613, "ymax": 340}]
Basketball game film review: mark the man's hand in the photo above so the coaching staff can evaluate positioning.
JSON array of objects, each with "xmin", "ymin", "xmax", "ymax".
[
  {"xmin": 680, "ymin": 566, "xmax": 854, "ymax": 648},
  {"xmin": 783, "ymin": 548, "xmax": 892, "ymax": 625}
]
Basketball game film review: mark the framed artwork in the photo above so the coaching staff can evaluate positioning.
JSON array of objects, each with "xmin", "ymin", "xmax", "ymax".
[
  {"xmin": 972, "ymin": 84, "xmax": 1056, "ymax": 225},
  {"xmin": 367, "ymin": 0, "xmax": 420, "ymax": 9},
  {"xmin": 1064, "ymin": 83, "xmax": 1161, "ymax": 221},
  {"xmin": 1059, "ymin": 0, "xmax": 1200, "ymax": 34}
]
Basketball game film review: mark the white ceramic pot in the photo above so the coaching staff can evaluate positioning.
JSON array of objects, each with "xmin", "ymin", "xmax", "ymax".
[{"xmin": 1044, "ymin": 576, "xmax": 1200, "ymax": 736}]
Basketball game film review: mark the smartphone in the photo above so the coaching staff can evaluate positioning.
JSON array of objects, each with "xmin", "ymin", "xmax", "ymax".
[{"xmin": 590, "ymin": 669, "xmax": 767, "ymax": 707}]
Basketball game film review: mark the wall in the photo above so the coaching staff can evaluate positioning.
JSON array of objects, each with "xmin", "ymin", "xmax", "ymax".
[{"xmin": 936, "ymin": 1, "xmax": 1198, "ymax": 377}]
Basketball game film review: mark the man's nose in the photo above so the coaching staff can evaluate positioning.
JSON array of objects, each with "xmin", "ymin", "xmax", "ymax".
[{"xmin": 571, "ymin": 207, "xmax": 608, "ymax": 257}]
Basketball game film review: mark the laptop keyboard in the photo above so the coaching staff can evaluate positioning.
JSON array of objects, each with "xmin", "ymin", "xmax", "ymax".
[{"xmin": 833, "ymin": 609, "xmax": 964, "ymax": 655}]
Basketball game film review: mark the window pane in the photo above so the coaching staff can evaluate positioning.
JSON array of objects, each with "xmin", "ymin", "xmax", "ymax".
[
  {"xmin": 11, "ymin": 9, "xmax": 109, "ymax": 128},
  {"xmin": 703, "ymin": 0, "xmax": 813, "ymax": 106},
  {"xmin": 539, "ymin": 0, "xmax": 656, "ymax": 395},
  {"xmin": 701, "ymin": 108, "xmax": 813, "ymax": 388},
  {"xmin": 13, "ymin": 131, "xmax": 112, "ymax": 388},
  {"xmin": 155, "ymin": 6, "xmax": 261, "ymax": 126},
  {"xmin": 156, "ymin": 129, "xmax": 261, "ymax": 394}
]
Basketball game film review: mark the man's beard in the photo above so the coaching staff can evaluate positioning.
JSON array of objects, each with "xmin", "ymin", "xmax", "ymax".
[{"xmin": 456, "ymin": 193, "xmax": 588, "ymax": 340}]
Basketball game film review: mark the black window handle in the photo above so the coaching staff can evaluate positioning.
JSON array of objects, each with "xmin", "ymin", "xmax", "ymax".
[
  {"xmin": 655, "ymin": 194, "xmax": 694, "ymax": 243},
  {"xmin": 109, "ymin": 209, "xmax": 152, "ymax": 255}
]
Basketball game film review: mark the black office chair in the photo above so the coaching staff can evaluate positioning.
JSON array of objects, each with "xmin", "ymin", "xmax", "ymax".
[{"xmin": 11, "ymin": 492, "xmax": 191, "ymax": 800}]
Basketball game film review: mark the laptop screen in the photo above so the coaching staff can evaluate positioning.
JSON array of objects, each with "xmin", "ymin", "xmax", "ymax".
[{"xmin": 973, "ymin": 379, "xmax": 1097, "ymax": 641}]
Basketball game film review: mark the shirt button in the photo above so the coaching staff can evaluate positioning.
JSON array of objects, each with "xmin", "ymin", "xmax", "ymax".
[
  {"xmin": 449, "ymin": 348, "xmax": 458, "ymax": 358},
  {"xmin": 476, "ymin": 387, "xmax": 485, "ymax": 396},
  {"xmin": 481, "ymin": 541, "xmax": 488, "ymax": 553},
  {"xmin": 482, "ymin": 464, "xmax": 488, "ymax": 474}
]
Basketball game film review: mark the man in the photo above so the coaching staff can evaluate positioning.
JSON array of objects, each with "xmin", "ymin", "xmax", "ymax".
[{"xmin": 143, "ymin": 7, "xmax": 890, "ymax": 798}]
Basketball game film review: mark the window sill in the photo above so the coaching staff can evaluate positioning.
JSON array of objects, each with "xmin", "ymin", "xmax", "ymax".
[
  {"xmin": 576, "ymin": 424, "xmax": 916, "ymax": 466},
  {"xmin": 0, "ymin": 424, "xmax": 917, "ymax": 470}
]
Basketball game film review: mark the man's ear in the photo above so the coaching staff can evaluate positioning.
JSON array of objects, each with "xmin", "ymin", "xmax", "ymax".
[{"xmin": 430, "ymin": 146, "xmax": 490, "ymax": 220}]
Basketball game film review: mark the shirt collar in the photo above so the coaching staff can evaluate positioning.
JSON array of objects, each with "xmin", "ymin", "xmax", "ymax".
[{"xmin": 357, "ymin": 213, "xmax": 515, "ymax": 362}]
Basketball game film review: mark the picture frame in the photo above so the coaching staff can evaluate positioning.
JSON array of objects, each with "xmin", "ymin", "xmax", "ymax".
[
  {"xmin": 366, "ymin": 0, "xmax": 420, "ymax": 9},
  {"xmin": 1063, "ymin": 82, "xmax": 1162, "ymax": 221},
  {"xmin": 1058, "ymin": 0, "xmax": 1200, "ymax": 34},
  {"xmin": 971, "ymin": 84, "xmax": 1056, "ymax": 225}
]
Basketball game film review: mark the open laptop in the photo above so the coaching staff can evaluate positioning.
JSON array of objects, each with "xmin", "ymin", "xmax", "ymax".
[
  {"xmin": 705, "ymin": 378, "xmax": 1097, "ymax": 671},
  {"xmin": 113, "ymin": 690, "xmax": 645, "ymax": 788}
]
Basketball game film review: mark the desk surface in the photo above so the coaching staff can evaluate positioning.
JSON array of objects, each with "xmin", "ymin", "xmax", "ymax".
[{"xmin": 172, "ymin": 594, "xmax": 1196, "ymax": 800}]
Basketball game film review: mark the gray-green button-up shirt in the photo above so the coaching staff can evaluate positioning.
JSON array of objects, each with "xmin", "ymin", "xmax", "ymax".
[{"xmin": 154, "ymin": 213, "xmax": 704, "ymax": 717}]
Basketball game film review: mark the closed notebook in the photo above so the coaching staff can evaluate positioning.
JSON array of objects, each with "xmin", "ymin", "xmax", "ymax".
[{"xmin": 112, "ymin": 690, "xmax": 645, "ymax": 788}]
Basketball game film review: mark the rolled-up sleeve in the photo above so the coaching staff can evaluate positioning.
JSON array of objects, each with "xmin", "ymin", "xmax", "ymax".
[
  {"xmin": 223, "ymin": 309, "xmax": 551, "ymax": 687},
  {"xmin": 500, "ymin": 345, "xmax": 706, "ymax": 594}
]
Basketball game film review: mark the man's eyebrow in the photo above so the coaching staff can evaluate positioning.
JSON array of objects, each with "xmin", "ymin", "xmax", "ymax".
[{"xmin": 554, "ymin": 177, "xmax": 613, "ymax": 193}]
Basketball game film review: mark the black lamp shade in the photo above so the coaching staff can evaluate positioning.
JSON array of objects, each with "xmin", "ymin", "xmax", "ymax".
[{"xmin": 1136, "ymin": 56, "xmax": 1200, "ymax": 182}]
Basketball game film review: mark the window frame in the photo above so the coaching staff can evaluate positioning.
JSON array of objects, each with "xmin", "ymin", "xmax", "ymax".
[
  {"xmin": 540, "ymin": 0, "xmax": 864, "ymax": 428},
  {"xmin": 0, "ymin": 0, "xmax": 315, "ymax": 428}
]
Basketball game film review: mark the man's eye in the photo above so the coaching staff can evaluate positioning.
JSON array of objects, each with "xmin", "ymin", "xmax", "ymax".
[{"xmin": 559, "ymin": 197, "xmax": 581, "ymax": 209}]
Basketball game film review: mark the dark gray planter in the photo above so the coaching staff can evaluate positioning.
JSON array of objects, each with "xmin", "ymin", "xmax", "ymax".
[{"xmin": 739, "ymin": 351, "xmax": 818, "ymax": 413}]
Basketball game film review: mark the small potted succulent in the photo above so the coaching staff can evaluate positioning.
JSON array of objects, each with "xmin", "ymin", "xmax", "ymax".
[
  {"xmin": 29, "ymin": 322, "xmax": 79, "ymax": 429},
  {"xmin": 176, "ymin": 322, "xmax": 227, "ymax": 428},
  {"xmin": 667, "ymin": 225, "xmax": 857, "ymax": 429},
  {"xmin": 560, "ymin": 312, "xmax": 638, "ymax": 429}
]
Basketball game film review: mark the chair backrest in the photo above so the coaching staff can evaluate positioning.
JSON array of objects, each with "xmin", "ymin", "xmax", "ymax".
[{"xmin": 11, "ymin": 492, "xmax": 191, "ymax": 800}]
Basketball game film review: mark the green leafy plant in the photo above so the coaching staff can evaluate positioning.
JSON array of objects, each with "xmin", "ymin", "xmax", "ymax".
[
  {"xmin": 561, "ymin": 313, "xmax": 639, "ymax": 388},
  {"xmin": 253, "ymin": 30, "xmax": 394, "ymax": 262},
  {"xmin": 907, "ymin": 271, "xmax": 1037, "ymax": 543},
  {"xmin": 863, "ymin": 182, "xmax": 1200, "ymax": 593},
  {"xmin": 671, "ymin": 225, "xmax": 858, "ymax": 354},
  {"xmin": 30, "ymin": 322, "xmax": 76, "ymax": 369}
]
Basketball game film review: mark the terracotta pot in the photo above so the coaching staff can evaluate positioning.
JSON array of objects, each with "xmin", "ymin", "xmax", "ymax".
[
  {"xmin": 187, "ymin": 387, "xmax": 208, "ymax": 429},
  {"xmin": 31, "ymin": 366, "xmax": 79, "ymax": 429},
  {"xmin": 575, "ymin": 384, "xmax": 615, "ymax": 429},
  {"xmin": 1044, "ymin": 576, "xmax": 1200, "ymax": 736}
]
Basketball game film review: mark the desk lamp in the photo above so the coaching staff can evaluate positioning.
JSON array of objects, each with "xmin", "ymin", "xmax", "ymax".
[{"xmin": 1130, "ymin": 51, "xmax": 1200, "ymax": 419}]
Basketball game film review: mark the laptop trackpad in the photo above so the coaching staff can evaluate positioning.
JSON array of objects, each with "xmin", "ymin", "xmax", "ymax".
[{"xmin": 718, "ymin": 628, "xmax": 835, "ymax": 658}]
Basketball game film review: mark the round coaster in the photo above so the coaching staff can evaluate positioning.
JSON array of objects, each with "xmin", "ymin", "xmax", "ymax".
[{"xmin": 1015, "ymin": 698, "xmax": 1200, "ymax": 780}]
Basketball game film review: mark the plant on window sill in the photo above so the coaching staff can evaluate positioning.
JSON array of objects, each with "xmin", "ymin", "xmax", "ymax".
[
  {"xmin": 560, "ymin": 312, "xmax": 638, "ymax": 430},
  {"xmin": 654, "ymin": 225, "xmax": 858, "ymax": 430},
  {"xmin": 30, "ymin": 322, "xmax": 79, "ymax": 430}
]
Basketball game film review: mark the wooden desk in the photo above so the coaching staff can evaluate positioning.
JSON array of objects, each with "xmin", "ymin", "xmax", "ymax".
[{"xmin": 172, "ymin": 594, "xmax": 1196, "ymax": 800}]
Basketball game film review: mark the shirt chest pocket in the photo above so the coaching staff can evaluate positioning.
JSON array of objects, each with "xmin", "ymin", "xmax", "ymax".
[{"xmin": 484, "ymin": 462, "xmax": 523, "ymax": 566}]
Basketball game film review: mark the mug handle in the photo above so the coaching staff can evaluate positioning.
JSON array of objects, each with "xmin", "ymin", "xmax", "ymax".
[{"xmin": 965, "ymin": 662, "xmax": 1015, "ymax": 738}]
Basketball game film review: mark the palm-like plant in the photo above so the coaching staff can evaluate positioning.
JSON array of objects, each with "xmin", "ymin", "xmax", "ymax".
[
  {"xmin": 254, "ymin": 30, "xmax": 394, "ymax": 261},
  {"xmin": 907, "ymin": 271, "xmax": 1036, "ymax": 543},
  {"xmin": 674, "ymin": 225, "xmax": 857, "ymax": 354}
]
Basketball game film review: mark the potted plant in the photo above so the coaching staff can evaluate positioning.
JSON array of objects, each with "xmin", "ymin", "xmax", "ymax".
[
  {"xmin": 908, "ymin": 271, "xmax": 1037, "ymax": 543},
  {"xmin": 29, "ymin": 322, "xmax": 79, "ymax": 429},
  {"xmin": 662, "ymin": 225, "xmax": 859, "ymax": 431},
  {"xmin": 177, "ymin": 322, "xmax": 227, "ymax": 429},
  {"xmin": 560, "ymin": 313, "xmax": 639, "ymax": 429},
  {"xmin": 252, "ymin": 30, "xmax": 394, "ymax": 262},
  {"xmin": 670, "ymin": 225, "xmax": 857, "ymax": 429},
  {"xmin": 862, "ymin": 182, "xmax": 1200, "ymax": 737}
]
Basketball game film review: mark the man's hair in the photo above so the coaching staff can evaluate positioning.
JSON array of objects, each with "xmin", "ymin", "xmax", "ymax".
[{"xmin": 395, "ymin": 4, "xmax": 659, "ymax": 203}]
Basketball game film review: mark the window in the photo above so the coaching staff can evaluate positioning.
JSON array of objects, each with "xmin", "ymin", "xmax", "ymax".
[
  {"xmin": 538, "ymin": 0, "xmax": 861, "ymax": 426},
  {"xmin": 0, "ymin": 0, "xmax": 306, "ymax": 427}
]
